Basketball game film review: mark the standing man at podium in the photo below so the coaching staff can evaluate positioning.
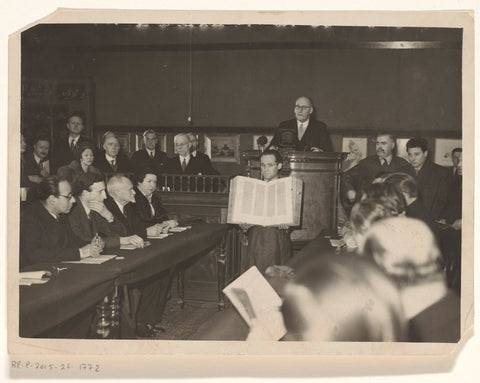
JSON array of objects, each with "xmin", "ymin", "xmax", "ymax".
[{"xmin": 268, "ymin": 96, "xmax": 332, "ymax": 152}]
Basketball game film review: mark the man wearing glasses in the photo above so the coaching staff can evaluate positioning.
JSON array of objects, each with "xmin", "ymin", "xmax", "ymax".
[
  {"xmin": 20, "ymin": 176, "xmax": 102, "ymax": 269},
  {"xmin": 268, "ymin": 96, "xmax": 332, "ymax": 152}
]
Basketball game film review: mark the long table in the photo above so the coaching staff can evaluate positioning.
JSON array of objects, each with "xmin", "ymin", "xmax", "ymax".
[{"xmin": 20, "ymin": 224, "xmax": 230, "ymax": 338}]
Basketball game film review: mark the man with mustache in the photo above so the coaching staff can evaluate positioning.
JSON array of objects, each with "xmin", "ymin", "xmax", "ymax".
[{"xmin": 342, "ymin": 132, "xmax": 415, "ymax": 209}]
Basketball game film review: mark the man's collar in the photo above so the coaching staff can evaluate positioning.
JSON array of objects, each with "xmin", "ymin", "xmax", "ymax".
[
  {"xmin": 105, "ymin": 153, "xmax": 117, "ymax": 162},
  {"xmin": 191, "ymin": 150, "xmax": 197, "ymax": 157},
  {"xmin": 179, "ymin": 154, "xmax": 191, "ymax": 161},
  {"xmin": 379, "ymin": 155, "xmax": 393, "ymax": 165},
  {"xmin": 33, "ymin": 153, "xmax": 43, "ymax": 164},
  {"xmin": 297, "ymin": 118, "xmax": 310, "ymax": 128},
  {"xmin": 79, "ymin": 199, "xmax": 91, "ymax": 216},
  {"xmin": 113, "ymin": 198, "xmax": 127, "ymax": 213}
]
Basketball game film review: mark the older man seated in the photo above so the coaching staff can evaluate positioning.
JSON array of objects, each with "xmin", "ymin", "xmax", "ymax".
[{"xmin": 93, "ymin": 133, "xmax": 132, "ymax": 174}]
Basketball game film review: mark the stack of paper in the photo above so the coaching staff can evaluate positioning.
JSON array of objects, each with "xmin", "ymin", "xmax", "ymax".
[
  {"xmin": 168, "ymin": 226, "xmax": 192, "ymax": 233},
  {"xmin": 20, "ymin": 271, "xmax": 50, "ymax": 286},
  {"xmin": 63, "ymin": 255, "xmax": 117, "ymax": 264}
]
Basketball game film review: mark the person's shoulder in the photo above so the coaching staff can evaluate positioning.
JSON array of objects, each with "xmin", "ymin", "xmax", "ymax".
[
  {"xmin": 131, "ymin": 149, "xmax": 146, "ymax": 158},
  {"xmin": 309, "ymin": 119, "xmax": 327, "ymax": 128},
  {"xmin": 22, "ymin": 201, "xmax": 45, "ymax": 221}
]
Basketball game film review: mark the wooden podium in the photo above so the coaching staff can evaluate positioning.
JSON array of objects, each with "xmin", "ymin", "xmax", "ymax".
[{"xmin": 242, "ymin": 150, "xmax": 347, "ymax": 244}]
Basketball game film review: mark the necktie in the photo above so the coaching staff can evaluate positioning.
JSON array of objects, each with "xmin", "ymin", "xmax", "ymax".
[
  {"xmin": 182, "ymin": 158, "xmax": 187, "ymax": 172},
  {"xmin": 70, "ymin": 139, "xmax": 76, "ymax": 151},
  {"xmin": 298, "ymin": 124, "xmax": 304, "ymax": 140},
  {"xmin": 39, "ymin": 162, "xmax": 44, "ymax": 171},
  {"xmin": 111, "ymin": 159, "xmax": 117, "ymax": 172},
  {"xmin": 150, "ymin": 151, "xmax": 154, "ymax": 159},
  {"xmin": 381, "ymin": 159, "xmax": 388, "ymax": 167}
]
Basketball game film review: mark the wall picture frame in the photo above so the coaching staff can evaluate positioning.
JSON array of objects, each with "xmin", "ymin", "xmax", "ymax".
[
  {"xmin": 204, "ymin": 134, "xmax": 240, "ymax": 163},
  {"xmin": 395, "ymin": 138, "xmax": 410, "ymax": 162},
  {"xmin": 341, "ymin": 137, "xmax": 367, "ymax": 171},
  {"xmin": 434, "ymin": 138, "xmax": 462, "ymax": 166},
  {"xmin": 252, "ymin": 134, "xmax": 273, "ymax": 150}
]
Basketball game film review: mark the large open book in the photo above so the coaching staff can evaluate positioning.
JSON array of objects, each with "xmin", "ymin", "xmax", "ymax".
[
  {"xmin": 223, "ymin": 266, "xmax": 287, "ymax": 340},
  {"xmin": 227, "ymin": 176, "xmax": 303, "ymax": 226}
]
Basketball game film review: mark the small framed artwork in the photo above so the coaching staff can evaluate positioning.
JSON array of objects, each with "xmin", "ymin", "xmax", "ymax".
[
  {"xmin": 204, "ymin": 134, "xmax": 240, "ymax": 163},
  {"xmin": 396, "ymin": 138, "xmax": 410, "ymax": 161},
  {"xmin": 135, "ymin": 132, "xmax": 167, "ymax": 152},
  {"xmin": 434, "ymin": 138, "xmax": 462, "ymax": 167},
  {"xmin": 253, "ymin": 134, "xmax": 273, "ymax": 150},
  {"xmin": 115, "ymin": 132, "xmax": 133, "ymax": 155},
  {"xmin": 341, "ymin": 137, "xmax": 367, "ymax": 171}
]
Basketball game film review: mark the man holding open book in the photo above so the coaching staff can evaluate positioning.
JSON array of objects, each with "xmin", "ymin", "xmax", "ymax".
[{"xmin": 238, "ymin": 150, "xmax": 293, "ymax": 273}]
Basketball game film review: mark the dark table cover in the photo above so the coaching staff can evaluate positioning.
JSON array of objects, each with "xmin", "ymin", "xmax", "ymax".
[{"xmin": 19, "ymin": 224, "xmax": 229, "ymax": 337}]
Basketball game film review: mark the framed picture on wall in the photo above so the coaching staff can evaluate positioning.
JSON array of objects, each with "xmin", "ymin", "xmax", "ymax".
[
  {"xmin": 341, "ymin": 137, "xmax": 367, "ymax": 171},
  {"xmin": 396, "ymin": 138, "xmax": 410, "ymax": 162},
  {"xmin": 253, "ymin": 134, "xmax": 273, "ymax": 150},
  {"xmin": 135, "ymin": 132, "xmax": 167, "ymax": 152},
  {"xmin": 204, "ymin": 134, "xmax": 240, "ymax": 163},
  {"xmin": 115, "ymin": 132, "xmax": 134, "ymax": 155},
  {"xmin": 434, "ymin": 138, "xmax": 462, "ymax": 166}
]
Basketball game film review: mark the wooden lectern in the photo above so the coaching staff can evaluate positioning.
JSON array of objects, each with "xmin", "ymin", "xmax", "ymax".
[{"xmin": 242, "ymin": 150, "xmax": 347, "ymax": 244}]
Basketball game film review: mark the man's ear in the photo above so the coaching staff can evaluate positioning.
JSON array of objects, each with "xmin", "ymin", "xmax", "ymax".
[
  {"xmin": 425, "ymin": 150, "xmax": 428, "ymax": 158},
  {"xmin": 46, "ymin": 195, "xmax": 56, "ymax": 208},
  {"xmin": 277, "ymin": 162, "xmax": 283, "ymax": 171}
]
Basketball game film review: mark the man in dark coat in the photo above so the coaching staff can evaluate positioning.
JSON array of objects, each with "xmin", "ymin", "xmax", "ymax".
[
  {"xmin": 406, "ymin": 138, "xmax": 450, "ymax": 220},
  {"xmin": 342, "ymin": 132, "xmax": 415, "ymax": 209},
  {"xmin": 130, "ymin": 129, "xmax": 168, "ymax": 176},
  {"xmin": 93, "ymin": 134, "xmax": 132, "ymax": 175},
  {"xmin": 187, "ymin": 133, "xmax": 219, "ymax": 175},
  {"xmin": 19, "ymin": 176, "xmax": 100, "ymax": 269},
  {"xmin": 268, "ymin": 96, "xmax": 332, "ymax": 152},
  {"xmin": 50, "ymin": 111, "xmax": 93, "ymax": 173}
]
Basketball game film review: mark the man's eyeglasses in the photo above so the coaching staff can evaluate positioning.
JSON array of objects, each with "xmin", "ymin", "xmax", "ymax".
[
  {"xmin": 295, "ymin": 105, "xmax": 312, "ymax": 111},
  {"xmin": 58, "ymin": 193, "xmax": 74, "ymax": 200}
]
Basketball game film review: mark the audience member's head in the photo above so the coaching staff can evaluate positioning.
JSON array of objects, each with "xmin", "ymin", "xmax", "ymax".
[
  {"xmin": 363, "ymin": 217, "xmax": 443, "ymax": 287},
  {"xmin": 38, "ymin": 175, "xmax": 76, "ymax": 214},
  {"xmin": 107, "ymin": 174, "xmax": 135, "ymax": 205},
  {"xmin": 363, "ymin": 182, "xmax": 407, "ymax": 216},
  {"xmin": 74, "ymin": 144, "xmax": 96, "ymax": 167},
  {"xmin": 294, "ymin": 96, "xmax": 314, "ymax": 123},
  {"xmin": 103, "ymin": 135, "xmax": 120, "ymax": 158},
  {"xmin": 73, "ymin": 172, "xmax": 107, "ymax": 203},
  {"xmin": 383, "ymin": 172, "xmax": 418, "ymax": 206},
  {"xmin": 187, "ymin": 133, "xmax": 199, "ymax": 151},
  {"xmin": 260, "ymin": 149, "xmax": 283, "ymax": 182},
  {"xmin": 281, "ymin": 254, "xmax": 407, "ymax": 341},
  {"xmin": 451, "ymin": 147, "xmax": 462, "ymax": 176},
  {"xmin": 174, "ymin": 133, "xmax": 191, "ymax": 157},
  {"xmin": 33, "ymin": 137, "xmax": 50, "ymax": 160},
  {"xmin": 134, "ymin": 168, "xmax": 158, "ymax": 198},
  {"xmin": 406, "ymin": 138, "xmax": 429, "ymax": 172},
  {"xmin": 375, "ymin": 132, "xmax": 396, "ymax": 159},
  {"xmin": 143, "ymin": 129, "xmax": 158, "ymax": 151},
  {"xmin": 66, "ymin": 111, "xmax": 85, "ymax": 137}
]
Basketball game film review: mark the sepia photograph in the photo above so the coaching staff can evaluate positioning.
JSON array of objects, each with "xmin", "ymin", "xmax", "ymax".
[{"xmin": 6, "ymin": 5, "xmax": 476, "ymax": 380}]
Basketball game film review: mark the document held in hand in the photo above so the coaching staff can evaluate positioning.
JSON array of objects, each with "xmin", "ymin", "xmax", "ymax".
[{"xmin": 227, "ymin": 175, "xmax": 303, "ymax": 226}]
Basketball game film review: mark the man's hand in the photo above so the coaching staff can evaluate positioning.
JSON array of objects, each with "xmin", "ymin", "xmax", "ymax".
[
  {"xmin": 347, "ymin": 190, "xmax": 356, "ymax": 203},
  {"xmin": 451, "ymin": 219, "xmax": 462, "ymax": 230},
  {"xmin": 87, "ymin": 201, "xmax": 114, "ymax": 222},
  {"xmin": 40, "ymin": 169, "xmax": 49, "ymax": 177},
  {"xmin": 147, "ymin": 225, "xmax": 160, "ymax": 237},
  {"xmin": 239, "ymin": 223, "xmax": 253, "ymax": 233},
  {"xmin": 79, "ymin": 244, "xmax": 101, "ymax": 259},
  {"xmin": 310, "ymin": 147, "xmax": 323, "ymax": 153},
  {"xmin": 120, "ymin": 235, "xmax": 145, "ymax": 248}
]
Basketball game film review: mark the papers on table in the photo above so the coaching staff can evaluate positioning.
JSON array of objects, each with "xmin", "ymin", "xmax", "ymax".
[
  {"xmin": 20, "ymin": 271, "xmax": 50, "ymax": 286},
  {"xmin": 63, "ymin": 255, "xmax": 117, "ymax": 264},
  {"xmin": 168, "ymin": 226, "xmax": 192, "ymax": 233},
  {"xmin": 147, "ymin": 233, "xmax": 172, "ymax": 239},
  {"xmin": 329, "ymin": 238, "xmax": 346, "ymax": 247},
  {"xmin": 223, "ymin": 266, "xmax": 287, "ymax": 341}
]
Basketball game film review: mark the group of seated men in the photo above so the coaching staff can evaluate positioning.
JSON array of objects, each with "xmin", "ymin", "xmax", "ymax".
[
  {"xmin": 21, "ymin": 111, "xmax": 219, "ymax": 206},
  {"xmin": 19, "ymin": 111, "xmax": 223, "ymax": 338}
]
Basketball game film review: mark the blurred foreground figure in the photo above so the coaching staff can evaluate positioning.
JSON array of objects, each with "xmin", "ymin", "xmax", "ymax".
[
  {"xmin": 281, "ymin": 255, "xmax": 407, "ymax": 341},
  {"xmin": 363, "ymin": 217, "xmax": 460, "ymax": 342}
]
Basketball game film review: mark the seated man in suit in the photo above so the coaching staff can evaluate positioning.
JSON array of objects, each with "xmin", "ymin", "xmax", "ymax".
[
  {"xmin": 51, "ymin": 111, "xmax": 93, "ymax": 173},
  {"xmin": 363, "ymin": 217, "xmax": 460, "ymax": 342},
  {"xmin": 20, "ymin": 176, "xmax": 101, "ymax": 269},
  {"xmin": 406, "ymin": 138, "xmax": 450, "ymax": 220},
  {"xmin": 130, "ymin": 129, "xmax": 168, "ymax": 176},
  {"xmin": 341, "ymin": 132, "xmax": 415, "ymax": 212},
  {"xmin": 268, "ymin": 96, "xmax": 332, "ymax": 152},
  {"xmin": 93, "ymin": 134, "xmax": 132, "ymax": 175},
  {"xmin": 104, "ymin": 174, "xmax": 172, "ymax": 337},
  {"xmin": 69, "ymin": 172, "xmax": 144, "ymax": 250},
  {"xmin": 23, "ymin": 136, "xmax": 51, "ymax": 185},
  {"xmin": 186, "ymin": 133, "xmax": 219, "ymax": 175}
]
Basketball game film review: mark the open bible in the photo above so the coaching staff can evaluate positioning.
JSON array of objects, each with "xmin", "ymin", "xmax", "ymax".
[{"xmin": 227, "ymin": 176, "xmax": 303, "ymax": 226}]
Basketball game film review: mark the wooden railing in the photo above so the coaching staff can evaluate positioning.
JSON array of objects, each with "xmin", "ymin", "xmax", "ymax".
[{"xmin": 157, "ymin": 174, "xmax": 231, "ymax": 194}]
